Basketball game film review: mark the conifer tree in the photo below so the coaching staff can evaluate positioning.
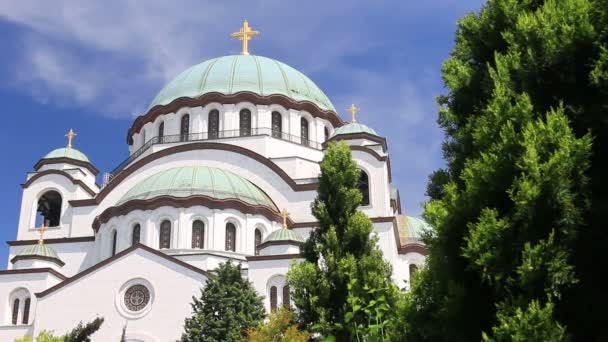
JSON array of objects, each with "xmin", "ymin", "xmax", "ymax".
[
  {"xmin": 404, "ymin": 0, "xmax": 607, "ymax": 340},
  {"xmin": 287, "ymin": 142, "xmax": 396, "ymax": 341},
  {"xmin": 180, "ymin": 261, "xmax": 265, "ymax": 342}
]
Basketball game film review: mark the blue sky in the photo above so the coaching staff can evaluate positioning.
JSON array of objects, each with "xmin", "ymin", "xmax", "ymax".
[{"xmin": 0, "ymin": 1, "xmax": 484, "ymax": 266}]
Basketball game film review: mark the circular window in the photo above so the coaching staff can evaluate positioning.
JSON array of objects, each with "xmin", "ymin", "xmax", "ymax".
[{"xmin": 124, "ymin": 285, "xmax": 150, "ymax": 312}]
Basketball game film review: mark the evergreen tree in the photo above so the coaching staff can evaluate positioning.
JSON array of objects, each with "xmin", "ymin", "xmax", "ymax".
[
  {"xmin": 405, "ymin": 0, "xmax": 607, "ymax": 340},
  {"xmin": 63, "ymin": 317, "xmax": 104, "ymax": 342},
  {"xmin": 180, "ymin": 261, "xmax": 265, "ymax": 342},
  {"xmin": 287, "ymin": 142, "xmax": 396, "ymax": 341}
]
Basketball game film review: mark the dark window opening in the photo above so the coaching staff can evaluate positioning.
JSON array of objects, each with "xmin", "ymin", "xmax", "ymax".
[
  {"xmin": 300, "ymin": 118, "xmax": 309, "ymax": 146},
  {"xmin": 132, "ymin": 224, "xmax": 141, "ymax": 246},
  {"xmin": 271, "ymin": 111, "xmax": 282, "ymax": 139},
  {"xmin": 12, "ymin": 298, "xmax": 19, "ymax": 325},
  {"xmin": 409, "ymin": 264, "xmax": 419, "ymax": 279},
  {"xmin": 225, "ymin": 223, "xmax": 236, "ymax": 251},
  {"xmin": 254, "ymin": 229, "xmax": 262, "ymax": 256},
  {"xmin": 111, "ymin": 230, "xmax": 118, "ymax": 256},
  {"xmin": 158, "ymin": 122, "xmax": 165, "ymax": 140},
  {"xmin": 36, "ymin": 190, "xmax": 62, "ymax": 227},
  {"xmin": 192, "ymin": 220, "xmax": 204, "ymax": 249},
  {"xmin": 358, "ymin": 170, "xmax": 370, "ymax": 206},
  {"xmin": 160, "ymin": 220, "xmax": 171, "ymax": 249},
  {"xmin": 180, "ymin": 114, "xmax": 190, "ymax": 141},
  {"xmin": 324, "ymin": 127, "xmax": 329, "ymax": 141},
  {"xmin": 270, "ymin": 286, "xmax": 277, "ymax": 311},
  {"xmin": 208, "ymin": 110, "xmax": 219, "ymax": 139},
  {"xmin": 22, "ymin": 298, "xmax": 31, "ymax": 325},
  {"xmin": 282, "ymin": 285, "xmax": 290, "ymax": 307},
  {"xmin": 239, "ymin": 109, "xmax": 251, "ymax": 136}
]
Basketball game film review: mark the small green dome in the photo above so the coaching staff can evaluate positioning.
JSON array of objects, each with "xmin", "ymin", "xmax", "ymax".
[
  {"xmin": 120, "ymin": 166, "xmax": 277, "ymax": 210},
  {"xmin": 17, "ymin": 243, "xmax": 61, "ymax": 260},
  {"xmin": 149, "ymin": 55, "xmax": 335, "ymax": 112},
  {"xmin": 404, "ymin": 216, "xmax": 431, "ymax": 240},
  {"xmin": 332, "ymin": 123, "xmax": 378, "ymax": 137},
  {"xmin": 263, "ymin": 229, "xmax": 305, "ymax": 244},
  {"xmin": 44, "ymin": 147, "xmax": 90, "ymax": 163}
]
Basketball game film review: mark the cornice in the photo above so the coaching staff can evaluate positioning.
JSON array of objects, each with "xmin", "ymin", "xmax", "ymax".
[
  {"xmin": 21, "ymin": 170, "xmax": 97, "ymax": 197},
  {"xmin": 246, "ymin": 253, "xmax": 302, "ymax": 261},
  {"xmin": 324, "ymin": 132, "xmax": 388, "ymax": 152},
  {"xmin": 34, "ymin": 157, "xmax": 99, "ymax": 176},
  {"xmin": 0, "ymin": 267, "xmax": 67, "ymax": 280},
  {"xmin": 10, "ymin": 254, "xmax": 66, "ymax": 267},
  {"xmin": 7, "ymin": 236, "xmax": 95, "ymax": 246}
]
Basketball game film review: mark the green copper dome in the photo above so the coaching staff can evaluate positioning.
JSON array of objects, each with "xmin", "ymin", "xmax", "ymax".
[
  {"xmin": 120, "ymin": 166, "xmax": 277, "ymax": 210},
  {"xmin": 332, "ymin": 123, "xmax": 378, "ymax": 137},
  {"xmin": 149, "ymin": 55, "xmax": 336, "ymax": 112},
  {"xmin": 44, "ymin": 147, "xmax": 90, "ymax": 163},
  {"xmin": 263, "ymin": 229, "xmax": 305, "ymax": 244},
  {"xmin": 397, "ymin": 215, "xmax": 431, "ymax": 241},
  {"xmin": 17, "ymin": 243, "xmax": 61, "ymax": 260}
]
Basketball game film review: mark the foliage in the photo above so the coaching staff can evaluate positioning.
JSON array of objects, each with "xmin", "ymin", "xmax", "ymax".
[
  {"xmin": 287, "ymin": 142, "xmax": 397, "ymax": 341},
  {"xmin": 404, "ymin": 0, "xmax": 608, "ymax": 340},
  {"xmin": 180, "ymin": 261, "xmax": 265, "ymax": 342},
  {"xmin": 15, "ymin": 318, "xmax": 104, "ymax": 342},
  {"xmin": 246, "ymin": 307, "xmax": 310, "ymax": 342}
]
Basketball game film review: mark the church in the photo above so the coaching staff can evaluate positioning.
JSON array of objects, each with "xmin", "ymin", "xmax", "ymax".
[{"xmin": 0, "ymin": 21, "xmax": 428, "ymax": 341}]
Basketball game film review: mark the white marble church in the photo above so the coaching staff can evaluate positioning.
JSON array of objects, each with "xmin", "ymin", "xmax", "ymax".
[{"xmin": 0, "ymin": 21, "xmax": 428, "ymax": 341}]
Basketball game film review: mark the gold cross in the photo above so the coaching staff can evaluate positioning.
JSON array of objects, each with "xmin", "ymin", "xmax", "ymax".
[
  {"xmin": 347, "ymin": 104, "xmax": 359, "ymax": 123},
  {"xmin": 65, "ymin": 129, "xmax": 77, "ymax": 148},
  {"xmin": 38, "ymin": 222, "xmax": 46, "ymax": 245},
  {"xmin": 280, "ymin": 208, "xmax": 290, "ymax": 229},
  {"xmin": 231, "ymin": 20, "xmax": 260, "ymax": 55}
]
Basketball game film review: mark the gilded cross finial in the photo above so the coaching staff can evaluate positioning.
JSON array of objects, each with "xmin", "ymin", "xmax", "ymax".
[
  {"xmin": 65, "ymin": 129, "xmax": 77, "ymax": 148},
  {"xmin": 280, "ymin": 208, "xmax": 290, "ymax": 229},
  {"xmin": 38, "ymin": 222, "xmax": 46, "ymax": 245},
  {"xmin": 231, "ymin": 20, "xmax": 260, "ymax": 55},
  {"xmin": 347, "ymin": 104, "xmax": 359, "ymax": 123}
]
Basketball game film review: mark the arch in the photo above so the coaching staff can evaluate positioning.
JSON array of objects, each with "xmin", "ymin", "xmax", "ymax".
[
  {"xmin": 22, "ymin": 297, "xmax": 31, "ymax": 324},
  {"xmin": 225, "ymin": 222, "xmax": 236, "ymax": 252},
  {"xmin": 269, "ymin": 286, "xmax": 277, "ymax": 311},
  {"xmin": 132, "ymin": 224, "xmax": 141, "ymax": 246},
  {"xmin": 271, "ymin": 111, "xmax": 283, "ymax": 139},
  {"xmin": 208, "ymin": 109, "xmax": 219, "ymax": 139},
  {"xmin": 239, "ymin": 108, "xmax": 252, "ymax": 136},
  {"xmin": 8, "ymin": 288, "xmax": 30, "ymax": 325},
  {"xmin": 158, "ymin": 121, "xmax": 165, "ymax": 140},
  {"xmin": 254, "ymin": 229, "xmax": 262, "ymax": 256},
  {"xmin": 300, "ymin": 117, "xmax": 309, "ymax": 146},
  {"xmin": 180, "ymin": 114, "xmax": 190, "ymax": 141},
  {"xmin": 358, "ymin": 169, "xmax": 370, "ymax": 206},
  {"xmin": 192, "ymin": 220, "xmax": 204, "ymax": 249},
  {"xmin": 282, "ymin": 285, "xmax": 290, "ymax": 307},
  {"xmin": 159, "ymin": 220, "xmax": 171, "ymax": 249},
  {"xmin": 111, "ymin": 229, "xmax": 118, "ymax": 256},
  {"xmin": 36, "ymin": 190, "xmax": 62, "ymax": 227}
]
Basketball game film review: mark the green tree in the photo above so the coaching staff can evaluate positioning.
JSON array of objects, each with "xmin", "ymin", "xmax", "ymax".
[
  {"xmin": 405, "ymin": 0, "xmax": 607, "ymax": 340},
  {"xmin": 15, "ymin": 317, "xmax": 104, "ymax": 342},
  {"xmin": 246, "ymin": 307, "xmax": 310, "ymax": 342},
  {"xmin": 287, "ymin": 142, "xmax": 396, "ymax": 341},
  {"xmin": 181, "ymin": 261, "xmax": 265, "ymax": 342}
]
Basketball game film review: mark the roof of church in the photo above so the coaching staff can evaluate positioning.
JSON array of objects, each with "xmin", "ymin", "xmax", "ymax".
[
  {"xmin": 16, "ymin": 243, "xmax": 61, "ymax": 260},
  {"xmin": 263, "ymin": 228, "xmax": 305, "ymax": 244},
  {"xmin": 397, "ymin": 215, "xmax": 430, "ymax": 243},
  {"xmin": 148, "ymin": 55, "xmax": 336, "ymax": 112},
  {"xmin": 119, "ymin": 166, "xmax": 278, "ymax": 210},
  {"xmin": 332, "ymin": 122, "xmax": 379, "ymax": 137},
  {"xmin": 43, "ymin": 147, "xmax": 90, "ymax": 163}
]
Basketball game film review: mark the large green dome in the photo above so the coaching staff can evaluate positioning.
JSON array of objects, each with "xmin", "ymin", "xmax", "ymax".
[
  {"xmin": 120, "ymin": 166, "xmax": 277, "ymax": 210},
  {"xmin": 149, "ymin": 55, "xmax": 336, "ymax": 112}
]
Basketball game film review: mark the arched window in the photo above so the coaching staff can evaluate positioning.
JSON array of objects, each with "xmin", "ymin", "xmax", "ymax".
[
  {"xmin": 22, "ymin": 298, "xmax": 31, "ymax": 324},
  {"xmin": 158, "ymin": 122, "xmax": 165, "ymax": 140},
  {"xmin": 409, "ymin": 264, "xmax": 418, "ymax": 279},
  {"xmin": 142, "ymin": 129, "xmax": 146, "ymax": 145},
  {"xmin": 324, "ymin": 127, "xmax": 329, "ymax": 142},
  {"xmin": 239, "ymin": 109, "xmax": 251, "ymax": 136},
  {"xmin": 225, "ymin": 223, "xmax": 236, "ymax": 252},
  {"xmin": 111, "ymin": 230, "xmax": 118, "ymax": 256},
  {"xmin": 180, "ymin": 114, "xmax": 190, "ymax": 141},
  {"xmin": 160, "ymin": 220, "xmax": 171, "ymax": 249},
  {"xmin": 36, "ymin": 190, "xmax": 62, "ymax": 227},
  {"xmin": 300, "ymin": 117, "xmax": 309, "ymax": 146},
  {"xmin": 192, "ymin": 220, "xmax": 204, "ymax": 249},
  {"xmin": 358, "ymin": 170, "xmax": 370, "ymax": 206},
  {"xmin": 12, "ymin": 298, "xmax": 19, "ymax": 325},
  {"xmin": 208, "ymin": 109, "xmax": 219, "ymax": 139},
  {"xmin": 282, "ymin": 285, "xmax": 290, "ymax": 307},
  {"xmin": 132, "ymin": 224, "xmax": 141, "ymax": 246},
  {"xmin": 270, "ymin": 286, "xmax": 277, "ymax": 311},
  {"xmin": 254, "ymin": 229, "xmax": 262, "ymax": 256},
  {"xmin": 271, "ymin": 111, "xmax": 282, "ymax": 139}
]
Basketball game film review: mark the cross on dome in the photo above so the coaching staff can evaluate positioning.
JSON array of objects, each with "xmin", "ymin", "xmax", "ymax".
[
  {"xmin": 280, "ymin": 208, "xmax": 290, "ymax": 229},
  {"xmin": 231, "ymin": 20, "xmax": 260, "ymax": 55},
  {"xmin": 347, "ymin": 104, "xmax": 359, "ymax": 123},
  {"xmin": 65, "ymin": 128, "xmax": 77, "ymax": 148}
]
